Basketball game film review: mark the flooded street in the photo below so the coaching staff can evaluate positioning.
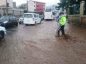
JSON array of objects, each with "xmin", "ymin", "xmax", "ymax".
[{"xmin": 0, "ymin": 21, "xmax": 86, "ymax": 64}]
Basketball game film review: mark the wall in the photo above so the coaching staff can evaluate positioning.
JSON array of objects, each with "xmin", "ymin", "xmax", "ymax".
[
  {"xmin": 28, "ymin": 0, "xmax": 45, "ymax": 13},
  {"xmin": 35, "ymin": 2, "xmax": 45, "ymax": 13},
  {"xmin": 28, "ymin": 0, "xmax": 36, "ymax": 12},
  {"xmin": 0, "ymin": 0, "xmax": 13, "ymax": 7},
  {"xmin": 68, "ymin": 15, "xmax": 86, "ymax": 24},
  {"xmin": 13, "ymin": 2, "xmax": 16, "ymax": 8},
  {"xmin": 7, "ymin": 0, "xmax": 13, "ymax": 7},
  {"xmin": 81, "ymin": 16, "xmax": 86, "ymax": 24},
  {"xmin": 0, "ymin": 8, "xmax": 24, "ymax": 16},
  {"xmin": 0, "ymin": 0, "xmax": 6, "ymax": 6}
]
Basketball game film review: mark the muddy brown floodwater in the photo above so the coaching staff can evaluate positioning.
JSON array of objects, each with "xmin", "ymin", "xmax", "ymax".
[{"xmin": 0, "ymin": 21, "xmax": 86, "ymax": 64}]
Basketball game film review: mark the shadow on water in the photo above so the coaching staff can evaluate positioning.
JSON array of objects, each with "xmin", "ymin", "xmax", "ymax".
[
  {"xmin": 56, "ymin": 34, "xmax": 86, "ymax": 44},
  {"xmin": 45, "ymin": 19, "xmax": 54, "ymax": 21},
  {"xmin": 55, "ymin": 34, "xmax": 76, "ymax": 42},
  {"xmin": 6, "ymin": 27, "xmax": 18, "ymax": 36},
  {"xmin": 24, "ymin": 24, "xmax": 36, "ymax": 26},
  {"xmin": 63, "ymin": 34, "xmax": 72, "ymax": 40}
]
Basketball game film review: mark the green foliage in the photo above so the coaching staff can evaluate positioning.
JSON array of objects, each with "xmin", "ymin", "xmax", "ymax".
[
  {"xmin": 57, "ymin": 0, "xmax": 81, "ymax": 10},
  {"xmin": 57, "ymin": 0, "xmax": 81, "ymax": 14},
  {"xmin": 57, "ymin": 0, "xmax": 69, "ymax": 10}
]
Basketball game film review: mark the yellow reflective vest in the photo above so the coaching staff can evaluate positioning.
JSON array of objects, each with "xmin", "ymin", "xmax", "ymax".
[{"xmin": 59, "ymin": 16, "xmax": 67, "ymax": 26}]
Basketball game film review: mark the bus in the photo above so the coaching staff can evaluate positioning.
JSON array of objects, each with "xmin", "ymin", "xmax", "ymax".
[{"xmin": 44, "ymin": 8, "xmax": 54, "ymax": 20}]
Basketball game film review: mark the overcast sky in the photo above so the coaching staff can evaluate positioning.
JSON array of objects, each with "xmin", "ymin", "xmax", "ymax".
[{"xmin": 13, "ymin": 0, "xmax": 60, "ymax": 6}]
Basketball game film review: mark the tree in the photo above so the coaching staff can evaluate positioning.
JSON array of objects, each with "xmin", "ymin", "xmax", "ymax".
[
  {"xmin": 18, "ymin": 3, "xmax": 28, "ymax": 13},
  {"xmin": 57, "ymin": 0, "xmax": 69, "ymax": 11},
  {"xmin": 57, "ymin": 0, "xmax": 81, "ymax": 15}
]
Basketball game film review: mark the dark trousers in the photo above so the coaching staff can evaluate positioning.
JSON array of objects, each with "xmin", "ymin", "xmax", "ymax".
[{"xmin": 57, "ymin": 25, "xmax": 65, "ymax": 36}]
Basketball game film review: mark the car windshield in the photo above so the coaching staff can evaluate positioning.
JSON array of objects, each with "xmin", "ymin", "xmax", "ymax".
[
  {"xmin": 0, "ymin": 16, "xmax": 8, "ymax": 22},
  {"xmin": 39, "ymin": 15, "xmax": 43, "ymax": 18},
  {"xmin": 20, "ymin": 16, "xmax": 23, "ymax": 18},
  {"xmin": 24, "ymin": 14, "xmax": 33, "ymax": 18},
  {"xmin": 45, "ymin": 8, "xmax": 52, "ymax": 12},
  {"xmin": 34, "ymin": 14, "xmax": 39, "ymax": 18}
]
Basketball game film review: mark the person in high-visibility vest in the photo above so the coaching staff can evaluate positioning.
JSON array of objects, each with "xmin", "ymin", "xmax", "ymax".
[{"xmin": 56, "ymin": 12, "xmax": 67, "ymax": 37}]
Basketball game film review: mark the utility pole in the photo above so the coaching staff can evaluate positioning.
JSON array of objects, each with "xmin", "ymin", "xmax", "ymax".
[
  {"xmin": 27, "ymin": 0, "xmax": 28, "ymax": 12},
  {"xmin": 6, "ymin": 0, "xmax": 8, "ymax": 16}
]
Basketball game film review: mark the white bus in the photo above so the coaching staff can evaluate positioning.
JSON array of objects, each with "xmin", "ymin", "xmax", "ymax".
[
  {"xmin": 44, "ymin": 8, "xmax": 54, "ymax": 20},
  {"xmin": 23, "ymin": 13, "xmax": 41, "ymax": 25}
]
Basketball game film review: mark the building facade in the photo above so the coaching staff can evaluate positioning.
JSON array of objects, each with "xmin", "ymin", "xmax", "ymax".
[
  {"xmin": 7, "ymin": 0, "xmax": 13, "ymax": 7},
  {"xmin": 0, "ymin": 0, "xmax": 13, "ymax": 7},
  {"xmin": 35, "ymin": 1, "xmax": 45, "ymax": 13},
  {"xmin": 28, "ymin": 0, "xmax": 45, "ymax": 14},
  {"xmin": 0, "ymin": 0, "xmax": 24, "ymax": 16},
  {"xmin": 28, "ymin": 0, "xmax": 36, "ymax": 12},
  {"xmin": 0, "ymin": 0, "xmax": 6, "ymax": 7},
  {"xmin": 13, "ymin": 2, "xmax": 16, "ymax": 8}
]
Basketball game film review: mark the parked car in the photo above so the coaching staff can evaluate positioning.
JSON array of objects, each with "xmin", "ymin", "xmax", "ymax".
[
  {"xmin": 0, "ymin": 26, "xmax": 6, "ymax": 40},
  {"xmin": 0, "ymin": 16, "xmax": 18, "ymax": 28},
  {"xmin": 19, "ymin": 16, "xmax": 24, "ymax": 24},
  {"xmin": 39, "ymin": 15, "xmax": 44, "ymax": 21},
  {"xmin": 23, "ymin": 13, "xmax": 41, "ymax": 25}
]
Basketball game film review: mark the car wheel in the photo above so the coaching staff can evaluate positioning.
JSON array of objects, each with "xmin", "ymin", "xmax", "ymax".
[
  {"xmin": 35, "ymin": 21, "xmax": 37, "ymax": 25},
  {"xmin": 39, "ymin": 21, "xmax": 42, "ymax": 24},
  {"xmin": 15, "ymin": 23, "xmax": 18, "ymax": 26},
  {"xmin": 0, "ymin": 31, "xmax": 5, "ymax": 40},
  {"xmin": 19, "ymin": 21, "xmax": 22, "ymax": 24},
  {"xmin": 19, "ymin": 22, "xmax": 21, "ymax": 24}
]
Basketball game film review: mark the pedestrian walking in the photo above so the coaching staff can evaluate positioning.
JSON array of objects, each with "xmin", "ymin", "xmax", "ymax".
[{"xmin": 56, "ymin": 12, "xmax": 67, "ymax": 37}]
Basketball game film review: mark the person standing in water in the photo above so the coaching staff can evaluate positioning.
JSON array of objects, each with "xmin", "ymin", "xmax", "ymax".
[{"xmin": 56, "ymin": 12, "xmax": 67, "ymax": 37}]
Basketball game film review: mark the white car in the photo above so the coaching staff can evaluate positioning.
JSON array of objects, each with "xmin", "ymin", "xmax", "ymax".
[
  {"xmin": 0, "ymin": 26, "xmax": 6, "ymax": 40},
  {"xmin": 23, "ymin": 13, "xmax": 41, "ymax": 25}
]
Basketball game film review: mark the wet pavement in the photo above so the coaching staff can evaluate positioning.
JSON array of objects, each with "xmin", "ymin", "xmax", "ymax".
[{"xmin": 0, "ymin": 21, "xmax": 86, "ymax": 64}]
